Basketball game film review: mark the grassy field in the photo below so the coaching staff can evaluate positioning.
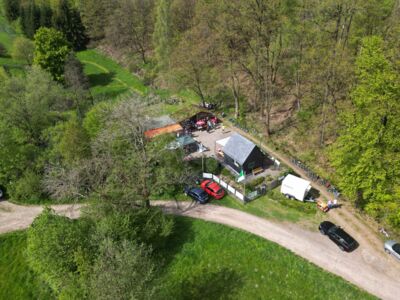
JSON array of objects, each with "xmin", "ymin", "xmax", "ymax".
[
  {"xmin": 0, "ymin": 219, "xmax": 373, "ymax": 300},
  {"xmin": 77, "ymin": 49, "xmax": 201, "ymax": 117},
  {"xmin": 77, "ymin": 49, "xmax": 148, "ymax": 98},
  {"xmin": 0, "ymin": 0, "xmax": 26, "ymax": 77},
  {"xmin": 0, "ymin": 231, "xmax": 53, "ymax": 300},
  {"xmin": 156, "ymin": 217, "xmax": 374, "ymax": 299},
  {"xmin": 216, "ymin": 189, "xmax": 326, "ymax": 229}
]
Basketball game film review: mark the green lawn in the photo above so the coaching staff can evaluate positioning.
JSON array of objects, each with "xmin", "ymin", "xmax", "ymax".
[
  {"xmin": 1, "ymin": 219, "xmax": 374, "ymax": 300},
  {"xmin": 0, "ymin": 231, "xmax": 53, "ymax": 300},
  {"xmin": 215, "ymin": 189, "xmax": 325, "ymax": 230},
  {"xmin": 156, "ymin": 217, "xmax": 374, "ymax": 299},
  {"xmin": 0, "ymin": 0, "xmax": 27, "ymax": 77},
  {"xmin": 77, "ymin": 50, "xmax": 148, "ymax": 98},
  {"xmin": 0, "ymin": 3, "xmax": 17, "ymax": 51}
]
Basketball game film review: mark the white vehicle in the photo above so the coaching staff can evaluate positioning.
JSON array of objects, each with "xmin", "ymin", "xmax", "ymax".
[{"xmin": 280, "ymin": 174, "xmax": 311, "ymax": 201}]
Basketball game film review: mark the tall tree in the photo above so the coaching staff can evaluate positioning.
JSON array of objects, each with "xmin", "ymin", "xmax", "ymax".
[
  {"xmin": 170, "ymin": 2, "xmax": 219, "ymax": 107},
  {"xmin": 106, "ymin": 0, "xmax": 155, "ymax": 63},
  {"xmin": 153, "ymin": 0, "xmax": 172, "ymax": 72},
  {"xmin": 329, "ymin": 36, "xmax": 400, "ymax": 227},
  {"xmin": 3, "ymin": 0, "xmax": 20, "ymax": 22},
  {"xmin": 79, "ymin": 0, "xmax": 113, "ymax": 44},
  {"xmin": 33, "ymin": 27, "xmax": 71, "ymax": 82},
  {"xmin": 52, "ymin": 0, "xmax": 88, "ymax": 50},
  {"xmin": 20, "ymin": 0, "xmax": 40, "ymax": 39},
  {"xmin": 220, "ymin": 0, "xmax": 287, "ymax": 136}
]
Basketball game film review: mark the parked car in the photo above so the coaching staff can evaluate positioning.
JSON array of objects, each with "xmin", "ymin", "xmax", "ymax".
[
  {"xmin": 184, "ymin": 186, "xmax": 209, "ymax": 204},
  {"xmin": 200, "ymin": 180, "xmax": 225, "ymax": 200},
  {"xmin": 319, "ymin": 221, "xmax": 358, "ymax": 252},
  {"xmin": 195, "ymin": 116, "xmax": 218, "ymax": 130},
  {"xmin": 384, "ymin": 240, "xmax": 400, "ymax": 260}
]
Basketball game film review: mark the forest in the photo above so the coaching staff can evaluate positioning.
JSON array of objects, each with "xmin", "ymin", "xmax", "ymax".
[{"xmin": 0, "ymin": 0, "xmax": 399, "ymax": 298}]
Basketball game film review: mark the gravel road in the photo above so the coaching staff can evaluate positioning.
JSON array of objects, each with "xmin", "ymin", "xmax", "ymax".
[{"xmin": 1, "ymin": 200, "xmax": 400, "ymax": 299}]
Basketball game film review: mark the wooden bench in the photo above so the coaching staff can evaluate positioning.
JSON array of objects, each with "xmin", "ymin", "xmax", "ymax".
[{"xmin": 252, "ymin": 167, "xmax": 264, "ymax": 176}]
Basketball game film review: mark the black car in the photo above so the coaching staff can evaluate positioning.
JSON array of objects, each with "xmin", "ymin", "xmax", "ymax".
[
  {"xmin": 319, "ymin": 221, "xmax": 358, "ymax": 252},
  {"xmin": 184, "ymin": 186, "xmax": 209, "ymax": 204}
]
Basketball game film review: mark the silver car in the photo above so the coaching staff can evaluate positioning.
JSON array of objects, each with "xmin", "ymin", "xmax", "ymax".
[{"xmin": 384, "ymin": 240, "xmax": 400, "ymax": 260}]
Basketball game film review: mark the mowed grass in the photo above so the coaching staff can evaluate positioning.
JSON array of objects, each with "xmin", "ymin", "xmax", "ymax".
[
  {"xmin": 0, "ymin": 1, "xmax": 16, "ymax": 51},
  {"xmin": 0, "ymin": 0, "xmax": 26, "ymax": 76},
  {"xmin": 156, "ymin": 217, "xmax": 375, "ymax": 299},
  {"xmin": 77, "ymin": 50, "xmax": 148, "ymax": 98},
  {"xmin": 0, "ymin": 231, "xmax": 53, "ymax": 300},
  {"xmin": 0, "ymin": 219, "xmax": 374, "ymax": 299}
]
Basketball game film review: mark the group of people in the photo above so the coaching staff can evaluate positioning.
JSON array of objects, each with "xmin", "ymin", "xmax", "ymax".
[
  {"xmin": 317, "ymin": 198, "xmax": 339, "ymax": 212},
  {"xmin": 327, "ymin": 199, "xmax": 339, "ymax": 209}
]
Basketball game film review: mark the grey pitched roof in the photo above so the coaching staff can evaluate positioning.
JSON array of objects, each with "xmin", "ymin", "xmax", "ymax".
[{"xmin": 223, "ymin": 133, "xmax": 256, "ymax": 165}]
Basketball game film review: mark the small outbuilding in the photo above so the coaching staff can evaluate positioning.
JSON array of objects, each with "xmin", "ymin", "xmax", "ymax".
[
  {"xmin": 222, "ymin": 133, "xmax": 265, "ymax": 175},
  {"xmin": 280, "ymin": 174, "xmax": 311, "ymax": 201},
  {"xmin": 167, "ymin": 135, "xmax": 199, "ymax": 153}
]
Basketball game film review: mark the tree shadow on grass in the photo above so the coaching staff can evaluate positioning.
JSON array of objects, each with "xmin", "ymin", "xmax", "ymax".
[
  {"xmin": 175, "ymin": 267, "xmax": 243, "ymax": 300},
  {"xmin": 157, "ymin": 216, "xmax": 195, "ymax": 266},
  {"xmin": 88, "ymin": 71, "xmax": 116, "ymax": 87}
]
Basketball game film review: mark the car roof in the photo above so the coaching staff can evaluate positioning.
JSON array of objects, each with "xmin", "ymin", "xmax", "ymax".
[
  {"xmin": 207, "ymin": 181, "xmax": 220, "ymax": 190},
  {"xmin": 334, "ymin": 228, "xmax": 356, "ymax": 244},
  {"xmin": 192, "ymin": 187, "xmax": 207, "ymax": 196}
]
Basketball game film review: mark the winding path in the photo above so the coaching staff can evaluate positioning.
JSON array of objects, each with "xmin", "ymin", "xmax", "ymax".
[{"xmin": 1, "ymin": 200, "xmax": 400, "ymax": 300}]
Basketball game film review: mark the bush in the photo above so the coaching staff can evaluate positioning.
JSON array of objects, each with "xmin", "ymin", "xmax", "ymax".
[
  {"xmin": 11, "ymin": 37, "xmax": 34, "ymax": 64},
  {"xmin": 247, "ymin": 177, "xmax": 265, "ymax": 190},
  {"xmin": 0, "ymin": 43, "xmax": 7, "ymax": 57},
  {"xmin": 221, "ymin": 168, "xmax": 234, "ymax": 179},
  {"xmin": 11, "ymin": 171, "xmax": 45, "ymax": 203},
  {"xmin": 93, "ymin": 204, "xmax": 174, "ymax": 250},
  {"xmin": 27, "ymin": 209, "xmax": 94, "ymax": 296},
  {"xmin": 205, "ymin": 158, "xmax": 220, "ymax": 174},
  {"xmin": 0, "ymin": 66, "xmax": 8, "ymax": 80}
]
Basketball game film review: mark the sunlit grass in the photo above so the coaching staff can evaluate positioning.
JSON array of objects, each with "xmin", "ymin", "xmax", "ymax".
[
  {"xmin": 156, "ymin": 217, "xmax": 375, "ymax": 299},
  {"xmin": 0, "ymin": 231, "xmax": 53, "ymax": 300}
]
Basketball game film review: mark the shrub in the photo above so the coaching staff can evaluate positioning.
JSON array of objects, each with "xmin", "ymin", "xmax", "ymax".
[
  {"xmin": 11, "ymin": 171, "xmax": 45, "ymax": 203},
  {"xmin": 247, "ymin": 176, "xmax": 265, "ymax": 189},
  {"xmin": 205, "ymin": 158, "xmax": 220, "ymax": 174},
  {"xmin": 11, "ymin": 37, "xmax": 34, "ymax": 64},
  {"xmin": 0, "ymin": 43, "xmax": 7, "ymax": 57}
]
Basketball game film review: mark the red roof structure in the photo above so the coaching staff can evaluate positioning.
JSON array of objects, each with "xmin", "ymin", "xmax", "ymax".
[{"xmin": 144, "ymin": 123, "xmax": 183, "ymax": 138}]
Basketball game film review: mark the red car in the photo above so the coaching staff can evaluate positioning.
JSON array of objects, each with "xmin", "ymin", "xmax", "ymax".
[
  {"xmin": 195, "ymin": 117, "xmax": 218, "ymax": 130},
  {"xmin": 200, "ymin": 180, "xmax": 225, "ymax": 199}
]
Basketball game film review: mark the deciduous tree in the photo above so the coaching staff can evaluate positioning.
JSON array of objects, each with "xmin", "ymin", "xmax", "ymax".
[
  {"xmin": 329, "ymin": 36, "xmax": 400, "ymax": 227},
  {"xmin": 33, "ymin": 27, "xmax": 71, "ymax": 82},
  {"xmin": 106, "ymin": 0, "xmax": 155, "ymax": 63}
]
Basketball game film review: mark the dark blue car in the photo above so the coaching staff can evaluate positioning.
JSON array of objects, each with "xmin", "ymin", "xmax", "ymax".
[{"xmin": 184, "ymin": 186, "xmax": 209, "ymax": 204}]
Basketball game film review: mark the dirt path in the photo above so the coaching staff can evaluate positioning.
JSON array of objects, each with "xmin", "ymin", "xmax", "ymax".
[
  {"xmin": 0, "ymin": 201, "xmax": 81, "ymax": 234},
  {"xmin": 1, "ymin": 200, "xmax": 400, "ymax": 299}
]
